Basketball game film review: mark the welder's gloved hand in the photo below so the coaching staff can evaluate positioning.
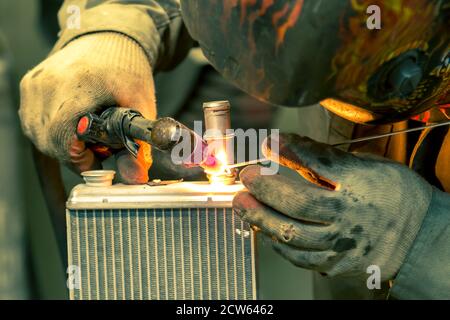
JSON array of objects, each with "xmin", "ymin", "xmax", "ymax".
[
  {"xmin": 233, "ymin": 133, "xmax": 433, "ymax": 281},
  {"xmin": 19, "ymin": 32, "xmax": 155, "ymax": 184}
]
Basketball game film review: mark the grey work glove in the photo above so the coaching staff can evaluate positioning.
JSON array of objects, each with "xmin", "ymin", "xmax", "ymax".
[
  {"xmin": 19, "ymin": 32, "xmax": 155, "ymax": 184},
  {"xmin": 233, "ymin": 133, "xmax": 433, "ymax": 281}
]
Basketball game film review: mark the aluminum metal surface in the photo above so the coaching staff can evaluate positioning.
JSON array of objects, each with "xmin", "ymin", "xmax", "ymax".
[
  {"xmin": 67, "ymin": 181, "xmax": 245, "ymax": 209},
  {"xmin": 203, "ymin": 100, "xmax": 232, "ymax": 137},
  {"xmin": 66, "ymin": 181, "xmax": 256, "ymax": 300},
  {"xmin": 81, "ymin": 170, "xmax": 115, "ymax": 187}
]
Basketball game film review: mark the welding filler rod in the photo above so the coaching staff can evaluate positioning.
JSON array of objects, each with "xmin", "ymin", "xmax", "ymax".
[
  {"xmin": 225, "ymin": 158, "xmax": 271, "ymax": 169},
  {"xmin": 332, "ymin": 120, "xmax": 450, "ymax": 147},
  {"xmin": 226, "ymin": 121, "xmax": 450, "ymax": 169}
]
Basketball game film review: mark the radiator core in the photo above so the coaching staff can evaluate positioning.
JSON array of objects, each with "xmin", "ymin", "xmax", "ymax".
[{"xmin": 66, "ymin": 182, "xmax": 256, "ymax": 300}]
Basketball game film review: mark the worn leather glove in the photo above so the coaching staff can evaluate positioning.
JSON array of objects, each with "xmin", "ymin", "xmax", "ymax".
[
  {"xmin": 19, "ymin": 32, "xmax": 155, "ymax": 184},
  {"xmin": 233, "ymin": 133, "xmax": 433, "ymax": 281}
]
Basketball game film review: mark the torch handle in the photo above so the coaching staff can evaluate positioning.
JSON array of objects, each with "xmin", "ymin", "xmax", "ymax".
[
  {"xmin": 76, "ymin": 108, "xmax": 150, "ymax": 157},
  {"xmin": 76, "ymin": 107, "xmax": 207, "ymax": 166}
]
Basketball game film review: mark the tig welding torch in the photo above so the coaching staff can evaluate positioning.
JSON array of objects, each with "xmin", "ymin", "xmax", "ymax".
[{"xmin": 76, "ymin": 107, "xmax": 208, "ymax": 167}]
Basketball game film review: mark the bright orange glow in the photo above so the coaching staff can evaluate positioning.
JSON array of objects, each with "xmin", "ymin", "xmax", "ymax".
[{"xmin": 202, "ymin": 150, "xmax": 232, "ymax": 176}]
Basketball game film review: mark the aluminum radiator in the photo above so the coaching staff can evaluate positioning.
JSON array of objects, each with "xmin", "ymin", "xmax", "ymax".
[{"xmin": 66, "ymin": 179, "xmax": 257, "ymax": 300}]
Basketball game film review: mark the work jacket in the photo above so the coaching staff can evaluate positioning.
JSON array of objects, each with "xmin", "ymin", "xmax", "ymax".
[{"xmin": 52, "ymin": 0, "xmax": 450, "ymax": 299}]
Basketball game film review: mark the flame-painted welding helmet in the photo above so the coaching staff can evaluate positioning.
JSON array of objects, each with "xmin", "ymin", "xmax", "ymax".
[{"xmin": 181, "ymin": 0, "xmax": 449, "ymax": 124}]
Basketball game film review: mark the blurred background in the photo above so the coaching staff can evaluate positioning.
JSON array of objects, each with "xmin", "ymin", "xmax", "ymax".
[{"xmin": 0, "ymin": 0, "xmax": 312, "ymax": 299}]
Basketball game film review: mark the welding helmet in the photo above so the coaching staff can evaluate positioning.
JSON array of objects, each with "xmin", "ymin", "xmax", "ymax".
[{"xmin": 181, "ymin": 0, "xmax": 449, "ymax": 124}]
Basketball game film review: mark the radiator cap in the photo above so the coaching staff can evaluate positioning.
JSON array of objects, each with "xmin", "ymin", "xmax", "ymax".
[{"xmin": 81, "ymin": 170, "xmax": 115, "ymax": 187}]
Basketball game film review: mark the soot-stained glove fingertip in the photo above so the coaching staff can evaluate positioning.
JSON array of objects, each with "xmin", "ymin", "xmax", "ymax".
[{"xmin": 239, "ymin": 165, "xmax": 264, "ymax": 188}]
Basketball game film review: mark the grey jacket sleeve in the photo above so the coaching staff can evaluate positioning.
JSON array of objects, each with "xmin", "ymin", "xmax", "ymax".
[
  {"xmin": 390, "ymin": 187, "xmax": 450, "ymax": 299},
  {"xmin": 53, "ymin": 0, "xmax": 193, "ymax": 70}
]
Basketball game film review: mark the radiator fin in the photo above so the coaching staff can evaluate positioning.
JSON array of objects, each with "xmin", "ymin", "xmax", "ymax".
[{"xmin": 67, "ymin": 208, "xmax": 255, "ymax": 300}]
